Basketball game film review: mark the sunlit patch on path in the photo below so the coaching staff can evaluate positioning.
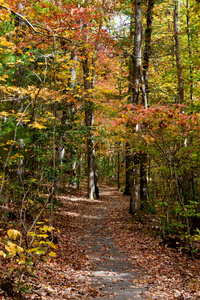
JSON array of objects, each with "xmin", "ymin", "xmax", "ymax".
[{"xmin": 60, "ymin": 210, "xmax": 103, "ymax": 219}]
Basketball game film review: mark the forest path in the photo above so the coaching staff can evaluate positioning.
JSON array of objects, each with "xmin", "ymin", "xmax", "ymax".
[
  {"xmin": 79, "ymin": 185, "xmax": 146, "ymax": 299},
  {"xmin": 24, "ymin": 183, "xmax": 199, "ymax": 299},
  {"xmin": 54, "ymin": 183, "xmax": 200, "ymax": 300}
]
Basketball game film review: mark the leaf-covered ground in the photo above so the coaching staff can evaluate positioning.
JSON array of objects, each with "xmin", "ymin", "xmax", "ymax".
[
  {"xmin": 0, "ymin": 185, "xmax": 200, "ymax": 299},
  {"xmin": 103, "ymin": 188, "xmax": 200, "ymax": 300}
]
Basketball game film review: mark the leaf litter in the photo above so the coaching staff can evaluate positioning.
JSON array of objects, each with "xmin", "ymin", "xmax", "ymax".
[{"xmin": 0, "ymin": 185, "xmax": 199, "ymax": 299}]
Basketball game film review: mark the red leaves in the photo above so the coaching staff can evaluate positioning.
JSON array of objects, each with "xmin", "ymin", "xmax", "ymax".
[{"xmin": 122, "ymin": 104, "xmax": 200, "ymax": 142}]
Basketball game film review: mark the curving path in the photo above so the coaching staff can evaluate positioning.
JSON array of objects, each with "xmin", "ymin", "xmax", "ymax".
[{"xmin": 81, "ymin": 186, "xmax": 146, "ymax": 300}]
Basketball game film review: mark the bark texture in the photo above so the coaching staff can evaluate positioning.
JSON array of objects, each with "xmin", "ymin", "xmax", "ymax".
[
  {"xmin": 130, "ymin": 154, "xmax": 140, "ymax": 214},
  {"xmin": 174, "ymin": 0, "xmax": 184, "ymax": 104},
  {"xmin": 124, "ymin": 142, "xmax": 132, "ymax": 196},
  {"xmin": 132, "ymin": 0, "xmax": 143, "ymax": 104},
  {"xmin": 186, "ymin": 0, "xmax": 193, "ymax": 105},
  {"xmin": 140, "ymin": 152, "xmax": 148, "ymax": 210},
  {"xmin": 83, "ymin": 55, "xmax": 96, "ymax": 200},
  {"xmin": 129, "ymin": 0, "xmax": 143, "ymax": 214},
  {"xmin": 143, "ymin": 0, "xmax": 154, "ymax": 100}
]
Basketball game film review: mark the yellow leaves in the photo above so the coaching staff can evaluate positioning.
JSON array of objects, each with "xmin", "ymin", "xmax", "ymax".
[
  {"xmin": 6, "ymin": 140, "xmax": 16, "ymax": 145},
  {"xmin": 0, "ymin": 251, "xmax": 6, "ymax": 258},
  {"xmin": 27, "ymin": 247, "xmax": 39, "ymax": 254},
  {"xmin": 0, "ymin": 76, "xmax": 6, "ymax": 82},
  {"xmin": 48, "ymin": 251, "xmax": 57, "ymax": 257},
  {"xmin": 0, "ymin": 37, "xmax": 15, "ymax": 49},
  {"xmin": 3, "ymin": 230, "xmax": 23, "ymax": 256},
  {"xmin": 17, "ymin": 259, "xmax": 26, "ymax": 264},
  {"xmin": 50, "ymin": 242, "xmax": 58, "ymax": 250},
  {"xmin": 54, "ymin": 95, "xmax": 64, "ymax": 102},
  {"xmin": 16, "ymin": 48, "xmax": 23, "ymax": 55},
  {"xmin": 74, "ymin": 93, "xmax": 80, "ymax": 98},
  {"xmin": 88, "ymin": 89, "xmax": 95, "ymax": 93},
  {"xmin": 0, "ymin": 9, "xmax": 10, "ymax": 21},
  {"xmin": 27, "ymin": 232, "xmax": 49, "ymax": 238},
  {"xmin": 0, "ymin": 111, "xmax": 9, "ymax": 117},
  {"xmin": 5, "ymin": 241, "xmax": 24, "ymax": 256},
  {"xmin": 39, "ymin": 225, "xmax": 55, "ymax": 233},
  {"xmin": 193, "ymin": 235, "xmax": 200, "ymax": 241},
  {"xmin": 39, "ymin": 225, "xmax": 49, "ymax": 232},
  {"xmin": 30, "ymin": 178, "xmax": 37, "ymax": 182},
  {"xmin": 10, "ymin": 154, "xmax": 24, "ymax": 161},
  {"xmin": 7, "ymin": 229, "xmax": 22, "ymax": 240},
  {"xmin": 28, "ymin": 122, "xmax": 46, "ymax": 130},
  {"xmin": 27, "ymin": 247, "xmax": 46, "ymax": 255},
  {"xmin": 0, "ymin": 222, "xmax": 57, "ymax": 263}
]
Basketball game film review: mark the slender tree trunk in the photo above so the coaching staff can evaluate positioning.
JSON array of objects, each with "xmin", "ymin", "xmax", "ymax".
[
  {"xmin": 140, "ymin": 152, "xmax": 148, "ymax": 210},
  {"xmin": 174, "ymin": 0, "xmax": 184, "ymax": 104},
  {"xmin": 59, "ymin": 50, "xmax": 78, "ymax": 190},
  {"xmin": 117, "ymin": 143, "xmax": 121, "ymax": 190},
  {"xmin": 186, "ymin": 0, "xmax": 193, "ymax": 106},
  {"xmin": 82, "ymin": 54, "xmax": 96, "ymax": 200},
  {"xmin": 81, "ymin": 0, "xmax": 97, "ymax": 199},
  {"xmin": 124, "ymin": 142, "xmax": 132, "ymax": 196},
  {"xmin": 132, "ymin": 0, "xmax": 143, "ymax": 104},
  {"xmin": 69, "ymin": 49, "xmax": 77, "ymax": 89},
  {"xmin": 130, "ymin": 154, "xmax": 140, "ymax": 214},
  {"xmin": 124, "ymin": 3, "xmax": 134, "ymax": 197},
  {"xmin": 128, "ymin": 4, "xmax": 134, "ymax": 100},
  {"xmin": 139, "ymin": 0, "xmax": 154, "ymax": 209},
  {"xmin": 91, "ymin": 57, "xmax": 99, "ymax": 198},
  {"xmin": 143, "ymin": 0, "xmax": 154, "ymax": 100},
  {"xmin": 140, "ymin": 67, "xmax": 148, "ymax": 109},
  {"xmin": 129, "ymin": 0, "xmax": 143, "ymax": 213}
]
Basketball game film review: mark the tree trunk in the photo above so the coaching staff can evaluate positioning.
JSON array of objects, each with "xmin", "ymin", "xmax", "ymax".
[
  {"xmin": 82, "ymin": 53, "xmax": 98, "ymax": 200},
  {"xmin": 130, "ymin": 154, "xmax": 140, "ymax": 214},
  {"xmin": 124, "ymin": 2, "xmax": 134, "ymax": 197},
  {"xmin": 59, "ymin": 50, "xmax": 78, "ymax": 190},
  {"xmin": 132, "ymin": 0, "xmax": 143, "ymax": 104},
  {"xmin": 174, "ymin": 0, "xmax": 184, "ymax": 104},
  {"xmin": 140, "ymin": 152, "xmax": 148, "ymax": 210},
  {"xmin": 139, "ymin": 0, "xmax": 154, "ymax": 209},
  {"xmin": 117, "ymin": 143, "xmax": 120, "ymax": 190},
  {"xmin": 128, "ymin": 3, "xmax": 134, "ymax": 100},
  {"xmin": 186, "ymin": 0, "xmax": 193, "ymax": 106},
  {"xmin": 129, "ymin": 0, "xmax": 143, "ymax": 212},
  {"xmin": 69, "ymin": 49, "xmax": 77, "ymax": 89},
  {"xmin": 83, "ymin": 55, "xmax": 95, "ymax": 199},
  {"xmin": 143, "ymin": 0, "xmax": 154, "ymax": 100},
  {"xmin": 124, "ymin": 142, "xmax": 132, "ymax": 196}
]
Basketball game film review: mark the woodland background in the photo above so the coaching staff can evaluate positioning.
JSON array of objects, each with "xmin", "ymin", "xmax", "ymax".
[{"xmin": 0, "ymin": 0, "xmax": 200, "ymax": 297}]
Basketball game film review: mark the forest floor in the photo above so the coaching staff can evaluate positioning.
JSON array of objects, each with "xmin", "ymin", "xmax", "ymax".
[{"xmin": 1, "ymin": 184, "xmax": 200, "ymax": 299}]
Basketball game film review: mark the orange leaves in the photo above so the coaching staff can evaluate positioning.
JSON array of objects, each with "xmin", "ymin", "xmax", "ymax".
[{"xmin": 120, "ymin": 104, "xmax": 200, "ymax": 154}]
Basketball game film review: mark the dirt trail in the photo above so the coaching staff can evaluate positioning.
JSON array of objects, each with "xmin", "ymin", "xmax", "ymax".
[
  {"xmin": 33, "ymin": 183, "xmax": 200, "ymax": 299},
  {"xmin": 1, "ymin": 185, "xmax": 199, "ymax": 299},
  {"xmin": 80, "ymin": 186, "xmax": 146, "ymax": 299}
]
